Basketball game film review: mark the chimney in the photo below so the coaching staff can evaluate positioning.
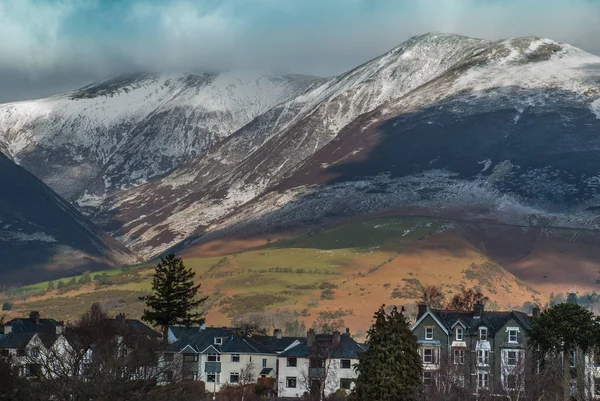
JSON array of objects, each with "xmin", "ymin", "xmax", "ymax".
[
  {"xmin": 342, "ymin": 328, "xmax": 351, "ymax": 337},
  {"xmin": 332, "ymin": 331, "xmax": 341, "ymax": 348},
  {"xmin": 417, "ymin": 303, "xmax": 428, "ymax": 320},
  {"xmin": 198, "ymin": 322, "xmax": 206, "ymax": 331},
  {"xmin": 116, "ymin": 313, "xmax": 126, "ymax": 323},
  {"xmin": 274, "ymin": 329, "xmax": 283, "ymax": 339},
  {"xmin": 56, "ymin": 321, "xmax": 65, "ymax": 335},
  {"xmin": 306, "ymin": 329, "xmax": 315, "ymax": 347},
  {"xmin": 473, "ymin": 303, "xmax": 484, "ymax": 318},
  {"xmin": 29, "ymin": 311, "xmax": 40, "ymax": 324},
  {"xmin": 3, "ymin": 325, "xmax": 11, "ymax": 334},
  {"xmin": 532, "ymin": 306, "xmax": 540, "ymax": 319}
]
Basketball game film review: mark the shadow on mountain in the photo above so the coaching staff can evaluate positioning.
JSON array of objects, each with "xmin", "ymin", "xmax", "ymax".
[
  {"xmin": 0, "ymin": 153, "xmax": 133, "ymax": 286},
  {"xmin": 177, "ymin": 86, "xmax": 600, "ymax": 290}
]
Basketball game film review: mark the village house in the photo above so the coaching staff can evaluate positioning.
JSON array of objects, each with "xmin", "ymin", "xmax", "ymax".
[
  {"xmin": 0, "ymin": 311, "xmax": 67, "ymax": 377},
  {"xmin": 412, "ymin": 302, "xmax": 536, "ymax": 395},
  {"xmin": 165, "ymin": 325, "xmax": 280, "ymax": 392},
  {"xmin": 277, "ymin": 328, "xmax": 365, "ymax": 399}
]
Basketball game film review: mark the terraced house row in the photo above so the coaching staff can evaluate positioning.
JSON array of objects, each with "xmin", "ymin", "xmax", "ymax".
[
  {"xmin": 411, "ymin": 295, "xmax": 600, "ymax": 398},
  {"xmin": 0, "ymin": 311, "xmax": 365, "ymax": 398}
]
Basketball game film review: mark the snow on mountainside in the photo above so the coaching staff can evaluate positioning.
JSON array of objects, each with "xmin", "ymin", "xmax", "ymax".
[
  {"xmin": 2, "ymin": 33, "xmax": 600, "ymax": 262},
  {"xmin": 0, "ymin": 72, "xmax": 315, "ymax": 209},
  {"xmin": 106, "ymin": 33, "xmax": 496, "ymax": 255},
  {"xmin": 106, "ymin": 34, "xmax": 600, "ymax": 258},
  {"xmin": 0, "ymin": 151, "xmax": 136, "ymax": 285}
]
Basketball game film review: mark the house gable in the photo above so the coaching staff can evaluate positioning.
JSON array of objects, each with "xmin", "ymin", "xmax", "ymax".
[{"xmin": 412, "ymin": 310, "xmax": 449, "ymax": 344}]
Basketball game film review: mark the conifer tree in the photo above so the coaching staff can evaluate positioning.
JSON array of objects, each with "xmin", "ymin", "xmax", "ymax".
[
  {"xmin": 353, "ymin": 305, "xmax": 422, "ymax": 401},
  {"xmin": 47, "ymin": 281, "xmax": 55, "ymax": 291},
  {"xmin": 140, "ymin": 253, "xmax": 208, "ymax": 342}
]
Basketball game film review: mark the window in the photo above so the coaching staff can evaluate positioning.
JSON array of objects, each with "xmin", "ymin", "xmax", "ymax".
[
  {"xmin": 423, "ymin": 349, "xmax": 435, "ymax": 364},
  {"xmin": 207, "ymin": 354, "xmax": 220, "ymax": 362},
  {"xmin": 231, "ymin": 353, "xmax": 240, "ymax": 363},
  {"xmin": 310, "ymin": 358, "xmax": 324, "ymax": 368},
  {"xmin": 508, "ymin": 329, "xmax": 518, "ymax": 343},
  {"xmin": 164, "ymin": 353, "xmax": 174, "ymax": 362},
  {"xmin": 29, "ymin": 347, "xmax": 40, "ymax": 358},
  {"xmin": 477, "ymin": 350, "xmax": 490, "ymax": 366},
  {"xmin": 507, "ymin": 351, "xmax": 517, "ymax": 367},
  {"xmin": 206, "ymin": 373, "xmax": 220, "ymax": 383},
  {"xmin": 479, "ymin": 327, "xmax": 488, "ymax": 341},
  {"xmin": 230, "ymin": 372, "xmax": 240, "ymax": 383},
  {"xmin": 286, "ymin": 376, "xmax": 297, "ymax": 388},
  {"xmin": 454, "ymin": 349, "xmax": 465, "ymax": 365},
  {"xmin": 569, "ymin": 350, "xmax": 576, "ymax": 368},
  {"xmin": 183, "ymin": 372, "xmax": 198, "ymax": 381},
  {"xmin": 340, "ymin": 378, "xmax": 353, "ymax": 390},
  {"xmin": 506, "ymin": 374, "xmax": 517, "ymax": 390},
  {"xmin": 341, "ymin": 359, "xmax": 351, "ymax": 369},
  {"xmin": 214, "ymin": 337, "xmax": 223, "ymax": 345},
  {"xmin": 262, "ymin": 358, "xmax": 267, "ymax": 368},
  {"xmin": 423, "ymin": 371, "xmax": 435, "ymax": 386},
  {"xmin": 287, "ymin": 357, "xmax": 297, "ymax": 367},
  {"xmin": 595, "ymin": 380, "xmax": 600, "ymax": 396},
  {"xmin": 16, "ymin": 349, "xmax": 26, "ymax": 357},
  {"xmin": 0, "ymin": 349, "xmax": 8, "ymax": 357},
  {"xmin": 183, "ymin": 353, "xmax": 198, "ymax": 362},
  {"xmin": 425, "ymin": 327, "xmax": 434, "ymax": 340},
  {"xmin": 478, "ymin": 372, "xmax": 489, "ymax": 388},
  {"xmin": 456, "ymin": 327, "xmax": 463, "ymax": 341}
]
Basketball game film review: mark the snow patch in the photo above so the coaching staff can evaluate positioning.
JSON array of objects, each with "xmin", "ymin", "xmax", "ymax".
[{"xmin": 592, "ymin": 98, "xmax": 600, "ymax": 119}]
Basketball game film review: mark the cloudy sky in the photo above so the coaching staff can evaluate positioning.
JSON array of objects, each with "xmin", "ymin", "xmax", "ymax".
[{"xmin": 1, "ymin": 0, "xmax": 600, "ymax": 103}]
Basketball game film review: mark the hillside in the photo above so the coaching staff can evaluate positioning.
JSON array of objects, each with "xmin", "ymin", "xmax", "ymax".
[
  {"xmin": 0, "ymin": 152, "xmax": 136, "ymax": 285},
  {"xmin": 2, "ymin": 216, "xmax": 550, "ymax": 331}
]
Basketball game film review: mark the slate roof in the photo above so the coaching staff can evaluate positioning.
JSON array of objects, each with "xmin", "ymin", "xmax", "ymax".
[
  {"xmin": 221, "ymin": 335, "xmax": 276, "ymax": 355},
  {"xmin": 251, "ymin": 335, "xmax": 302, "ymax": 353},
  {"xmin": 0, "ymin": 332, "xmax": 35, "ymax": 349},
  {"xmin": 106, "ymin": 318, "xmax": 158, "ymax": 337},
  {"xmin": 168, "ymin": 327, "xmax": 234, "ymax": 353},
  {"xmin": 5, "ymin": 317, "xmax": 61, "ymax": 334},
  {"xmin": 430, "ymin": 310, "xmax": 533, "ymax": 335},
  {"xmin": 280, "ymin": 335, "xmax": 366, "ymax": 359}
]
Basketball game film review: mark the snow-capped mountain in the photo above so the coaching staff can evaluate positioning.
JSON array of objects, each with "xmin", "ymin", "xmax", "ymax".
[
  {"xmin": 2, "ymin": 33, "xmax": 600, "ymax": 263},
  {"xmin": 98, "ymin": 34, "xmax": 600, "ymax": 258},
  {"xmin": 0, "ymin": 151, "xmax": 136, "ymax": 285},
  {"xmin": 0, "ymin": 72, "xmax": 315, "ymax": 210}
]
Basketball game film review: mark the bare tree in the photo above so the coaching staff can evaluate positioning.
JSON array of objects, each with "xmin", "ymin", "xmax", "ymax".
[{"xmin": 299, "ymin": 331, "xmax": 343, "ymax": 401}]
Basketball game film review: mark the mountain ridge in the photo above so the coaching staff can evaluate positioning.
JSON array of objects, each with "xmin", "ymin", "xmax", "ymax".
[{"xmin": 1, "ymin": 33, "xmax": 600, "ymax": 267}]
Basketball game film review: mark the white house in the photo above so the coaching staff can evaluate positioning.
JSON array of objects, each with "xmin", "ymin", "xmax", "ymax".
[{"xmin": 277, "ymin": 329, "xmax": 364, "ymax": 398}]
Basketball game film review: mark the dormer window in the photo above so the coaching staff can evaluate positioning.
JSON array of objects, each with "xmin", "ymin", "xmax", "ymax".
[
  {"xmin": 507, "ymin": 328, "xmax": 519, "ymax": 343},
  {"xmin": 456, "ymin": 327, "xmax": 463, "ymax": 341},
  {"xmin": 479, "ymin": 327, "xmax": 488, "ymax": 341},
  {"xmin": 214, "ymin": 337, "xmax": 223, "ymax": 345},
  {"xmin": 425, "ymin": 327, "xmax": 434, "ymax": 340}
]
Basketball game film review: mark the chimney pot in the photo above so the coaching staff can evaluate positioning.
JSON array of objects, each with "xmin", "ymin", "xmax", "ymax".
[
  {"xmin": 473, "ymin": 303, "xmax": 484, "ymax": 318},
  {"xmin": 29, "ymin": 311, "xmax": 40, "ymax": 324},
  {"xmin": 342, "ymin": 328, "xmax": 350, "ymax": 337},
  {"xmin": 274, "ymin": 329, "xmax": 283, "ymax": 339},
  {"xmin": 307, "ymin": 329, "xmax": 315, "ymax": 347}
]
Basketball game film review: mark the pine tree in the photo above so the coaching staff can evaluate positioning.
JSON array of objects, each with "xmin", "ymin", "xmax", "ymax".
[
  {"xmin": 353, "ymin": 305, "xmax": 422, "ymax": 401},
  {"xmin": 139, "ymin": 253, "xmax": 208, "ymax": 342}
]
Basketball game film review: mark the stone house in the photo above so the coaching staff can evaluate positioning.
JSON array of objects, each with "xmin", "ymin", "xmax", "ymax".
[{"xmin": 411, "ymin": 302, "xmax": 536, "ymax": 395}]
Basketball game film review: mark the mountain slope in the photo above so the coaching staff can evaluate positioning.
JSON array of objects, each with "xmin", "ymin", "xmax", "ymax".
[
  {"xmin": 0, "ymin": 152, "xmax": 136, "ymax": 285},
  {"xmin": 0, "ymin": 72, "xmax": 315, "ymax": 212},
  {"xmin": 103, "ymin": 34, "xmax": 600, "ymax": 258}
]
